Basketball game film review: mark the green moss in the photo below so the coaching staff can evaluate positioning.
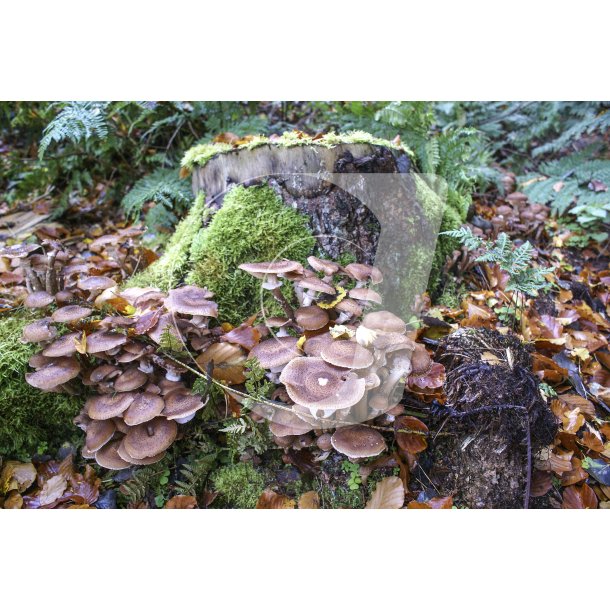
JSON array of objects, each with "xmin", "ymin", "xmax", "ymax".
[
  {"xmin": 181, "ymin": 130, "xmax": 413, "ymax": 171},
  {"xmin": 436, "ymin": 275, "xmax": 468, "ymax": 308},
  {"xmin": 124, "ymin": 192, "xmax": 208, "ymax": 291},
  {"xmin": 186, "ymin": 185, "xmax": 316, "ymax": 324},
  {"xmin": 210, "ymin": 462, "xmax": 267, "ymax": 508},
  {"xmin": 0, "ymin": 313, "xmax": 82, "ymax": 459}
]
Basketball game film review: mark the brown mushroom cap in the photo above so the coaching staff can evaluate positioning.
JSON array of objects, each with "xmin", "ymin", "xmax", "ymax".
[
  {"xmin": 307, "ymin": 256, "xmax": 339, "ymax": 276},
  {"xmin": 24, "ymin": 291, "xmax": 54, "ymax": 309},
  {"xmin": 77, "ymin": 276, "xmax": 117, "ymax": 291},
  {"xmin": 85, "ymin": 419, "xmax": 116, "ymax": 452},
  {"xmin": 165, "ymin": 285, "xmax": 218, "ymax": 317},
  {"xmin": 0, "ymin": 243, "xmax": 41, "ymax": 258},
  {"xmin": 89, "ymin": 364, "xmax": 120, "ymax": 383},
  {"xmin": 344, "ymin": 263, "xmax": 383, "ymax": 284},
  {"xmin": 25, "ymin": 357, "xmax": 80, "ymax": 390},
  {"xmin": 297, "ymin": 276, "xmax": 336, "ymax": 295},
  {"xmin": 114, "ymin": 367, "xmax": 148, "ymax": 392},
  {"xmin": 86, "ymin": 331, "xmax": 128, "ymax": 354},
  {"xmin": 303, "ymin": 332, "xmax": 334, "ymax": 357},
  {"xmin": 95, "ymin": 440, "xmax": 132, "ymax": 470},
  {"xmin": 295, "ymin": 305, "xmax": 329, "ymax": 331},
  {"xmin": 22, "ymin": 318, "xmax": 57, "ymax": 343},
  {"xmin": 117, "ymin": 440, "xmax": 166, "ymax": 465},
  {"xmin": 362, "ymin": 311, "xmax": 407, "ymax": 334},
  {"xmin": 316, "ymin": 432, "xmax": 333, "ymax": 451},
  {"xmin": 335, "ymin": 298, "xmax": 363, "ymax": 317},
  {"xmin": 349, "ymin": 288, "xmax": 383, "ymax": 304},
  {"xmin": 268, "ymin": 409, "xmax": 314, "ymax": 437},
  {"xmin": 41, "ymin": 333, "xmax": 80, "ymax": 357},
  {"xmin": 330, "ymin": 424, "xmax": 387, "ymax": 458},
  {"xmin": 238, "ymin": 260, "xmax": 303, "ymax": 278},
  {"xmin": 279, "ymin": 357, "xmax": 366, "ymax": 411},
  {"xmin": 320, "ymin": 340, "xmax": 374, "ymax": 370},
  {"xmin": 87, "ymin": 392, "xmax": 136, "ymax": 419},
  {"xmin": 123, "ymin": 392, "xmax": 165, "ymax": 426},
  {"xmin": 51, "ymin": 305, "xmax": 92, "ymax": 323},
  {"xmin": 162, "ymin": 388, "xmax": 204, "ymax": 420},
  {"xmin": 249, "ymin": 336, "xmax": 301, "ymax": 369},
  {"xmin": 123, "ymin": 418, "xmax": 178, "ymax": 459}
]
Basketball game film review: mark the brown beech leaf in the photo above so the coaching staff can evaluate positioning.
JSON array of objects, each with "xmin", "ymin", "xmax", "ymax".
[
  {"xmin": 298, "ymin": 491, "xmax": 320, "ymax": 509},
  {"xmin": 549, "ymin": 450, "xmax": 574, "ymax": 474},
  {"xmin": 39, "ymin": 474, "xmax": 68, "ymax": 506},
  {"xmin": 581, "ymin": 430, "xmax": 605, "ymax": 453},
  {"xmin": 67, "ymin": 465, "xmax": 101, "ymax": 505},
  {"xmin": 221, "ymin": 323, "xmax": 261, "ymax": 351},
  {"xmin": 560, "ymin": 394, "xmax": 596, "ymax": 418},
  {"xmin": 562, "ymin": 483, "xmax": 598, "ymax": 509},
  {"xmin": 365, "ymin": 476, "xmax": 404, "ymax": 509},
  {"xmin": 0, "ymin": 461, "xmax": 37, "ymax": 494},
  {"xmin": 407, "ymin": 496, "xmax": 453, "ymax": 509},
  {"xmin": 165, "ymin": 495, "xmax": 198, "ymax": 509},
  {"xmin": 394, "ymin": 416, "xmax": 428, "ymax": 454},
  {"xmin": 530, "ymin": 470, "xmax": 553, "ymax": 497},
  {"xmin": 256, "ymin": 489, "xmax": 296, "ymax": 509}
]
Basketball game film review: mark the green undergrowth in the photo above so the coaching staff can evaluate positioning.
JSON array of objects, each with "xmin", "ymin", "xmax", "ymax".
[{"xmin": 0, "ymin": 313, "xmax": 82, "ymax": 459}]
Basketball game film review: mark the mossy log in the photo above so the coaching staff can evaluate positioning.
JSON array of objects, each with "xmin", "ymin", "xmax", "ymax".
[{"xmin": 130, "ymin": 133, "xmax": 464, "ymax": 322}]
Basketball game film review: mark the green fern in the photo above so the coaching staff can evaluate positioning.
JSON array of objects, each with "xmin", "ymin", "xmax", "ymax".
[
  {"xmin": 174, "ymin": 454, "xmax": 216, "ymax": 497},
  {"xmin": 520, "ymin": 150, "xmax": 610, "ymax": 233},
  {"xmin": 121, "ymin": 167, "xmax": 192, "ymax": 228},
  {"xmin": 442, "ymin": 227, "xmax": 550, "ymax": 296},
  {"xmin": 118, "ymin": 462, "xmax": 167, "ymax": 506},
  {"xmin": 38, "ymin": 101, "xmax": 109, "ymax": 159}
]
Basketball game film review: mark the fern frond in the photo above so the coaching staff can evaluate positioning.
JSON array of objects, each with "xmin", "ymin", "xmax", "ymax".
[{"xmin": 39, "ymin": 101, "xmax": 109, "ymax": 159}]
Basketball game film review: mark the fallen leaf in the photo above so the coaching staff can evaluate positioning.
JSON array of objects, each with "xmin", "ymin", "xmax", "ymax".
[
  {"xmin": 582, "ymin": 457, "xmax": 610, "ymax": 485},
  {"xmin": 39, "ymin": 474, "xmax": 68, "ymax": 506},
  {"xmin": 562, "ymin": 483, "xmax": 598, "ymax": 509},
  {"xmin": 394, "ymin": 416, "xmax": 428, "ymax": 454},
  {"xmin": 530, "ymin": 470, "xmax": 552, "ymax": 497},
  {"xmin": 256, "ymin": 489, "xmax": 295, "ymax": 509},
  {"xmin": 165, "ymin": 495, "xmax": 198, "ymax": 509},
  {"xmin": 365, "ymin": 476, "xmax": 404, "ymax": 509},
  {"xmin": 298, "ymin": 491, "xmax": 320, "ymax": 509},
  {"xmin": 407, "ymin": 496, "xmax": 453, "ymax": 509},
  {"xmin": 3, "ymin": 490, "xmax": 23, "ymax": 509}
]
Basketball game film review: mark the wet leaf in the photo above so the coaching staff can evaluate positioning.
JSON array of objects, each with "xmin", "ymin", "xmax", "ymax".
[
  {"xmin": 256, "ymin": 489, "xmax": 296, "ymax": 509},
  {"xmin": 3, "ymin": 490, "xmax": 23, "ymax": 509},
  {"xmin": 298, "ymin": 491, "xmax": 320, "ymax": 509},
  {"xmin": 365, "ymin": 476, "xmax": 404, "ymax": 509},
  {"xmin": 407, "ymin": 496, "xmax": 453, "ymax": 509},
  {"xmin": 562, "ymin": 483, "xmax": 598, "ymax": 509},
  {"xmin": 530, "ymin": 470, "xmax": 552, "ymax": 497},
  {"xmin": 394, "ymin": 416, "xmax": 428, "ymax": 454},
  {"xmin": 165, "ymin": 495, "xmax": 198, "ymax": 509},
  {"xmin": 582, "ymin": 457, "xmax": 610, "ymax": 485},
  {"xmin": 39, "ymin": 474, "xmax": 68, "ymax": 506}
]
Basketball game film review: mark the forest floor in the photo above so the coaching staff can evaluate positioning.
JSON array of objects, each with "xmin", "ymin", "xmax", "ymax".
[{"xmin": 1, "ymin": 118, "xmax": 610, "ymax": 510}]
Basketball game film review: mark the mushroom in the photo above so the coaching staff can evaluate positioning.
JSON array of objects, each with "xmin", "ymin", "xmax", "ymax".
[
  {"xmin": 85, "ymin": 419, "xmax": 116, "ymax": 452},
  {"xmin": 51, "ymin": 305, "xmax": 92, "ymax": 324},
  {"xmin": 343, "ymin": 263, "xmax": 383, "ymax": 285},
  {"xmin": 196, "ymin": 342, "xmax": 248, "ymax": 384},
  {"xmin": 302, "ymin": 332, "xmax": 334, "ymax": 357},
  {"xmin": 330, "ymin": 425, "xmax": 387, "ymax": 459},
  {"xmin": 239, "ymin": 260, "xmax": 303, "ymax": 319},
  {"xmin": 361, "ymin": 310, "xmax": 407, "ymax": 335},
  {"xmin": 114, "ymin": 367, "xmax": 148, "ymax": 392},
  {"xmin": 24, "ymin": 290, "xmax": 54, "ymax": 309},
  {"xmin": 279, "ymin": 357, "xmax": 366, "ymax": 415},
  {"xmin": 410, "ymin": 344, "xmax": 433, "ymax": 376},
  {"xmin": 316, "ymin": 432, "xmax": 333, "ymax": 452},
  {"xmin": 378, "ymin": 351, "xmax": 413, "ymax": 405},
  {"xmin": 86, "ymin": 331, "xmax": 128, "ymax": 354},
  {"xmin": 296, "ymin": 276, "xmax": 336, "ymax": 306},
  {"xmin": 86, "ymin": 392, "xmax": 136, "ymax": 419},
  {"xmin": 89, "ymin": 364, "xmax": 120, "ymax": 383},
  {"xmin": 95, "ymin": 440, "xmax": 132, "ymax": 470},
  {"xmin": 320, "ymin": 340, "xmax": 374, "ymax": 370},
  {"xmin": 123, "ymin": 392, "xmax": 165, "ymax": 426},
  {"xmin": 162, "ymin": 387, "xmax": 204, "ymax": 423},
  {"xmin": 249, "ymin": 336, "xmax": 301, "ymax": 373},
  {"xmin": 117, "ymin": 440, "xmax": 166, "ymax": 466},
  {"xmin": 77, "ymin": 276, "xmax": 117, "ymax": 292},
  {"xmin": 334, "ymin": 298, "xmax": 363, "ymax": 324},
  {"xmin": 265, "ymin": 316, "xmax": 291, "ymax": 337},
  {"xmin": 21, "ymin": 318, "xmax": 57, "ymax": 343},
  {"xmin": 307, "ymin": 256, "xmax": 339, "ymax": 278},
  {"xmin": 123, "ymin": 418, "xmax": 178, "ymax": 460},
  {"xmin": 348, "ymin": 287, "xmax": 383, "ymax": 305},
  {"xmin": 268, "ymin": 408, "xmax": 314, "ymax": 437},
  {"xmin": 165, "ymin": 285, "xmax": 218, "ymax": 318},
  {"xmin": 25, "ymin": 357, "xmax": 80, "ymax": 390},
  {"xmin": 295, "ymin": 305, "xmax": 329, "ymax": 331},
  {"xmin": 41, "ymin": 333, "xmax": 80, "ymax": 357}
]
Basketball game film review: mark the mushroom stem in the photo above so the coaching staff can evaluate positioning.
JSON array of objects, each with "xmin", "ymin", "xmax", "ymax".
[
  {"xmin": 271, "ymin": 287, "xmax": 295, "ymax": 321},
  {"xmin": 45, "ymin": 251, "xmax": 58, "ymax": 295},
  {"xmin": 146, "ymin": 423, "xmax": 155, "ymax": 437}
]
